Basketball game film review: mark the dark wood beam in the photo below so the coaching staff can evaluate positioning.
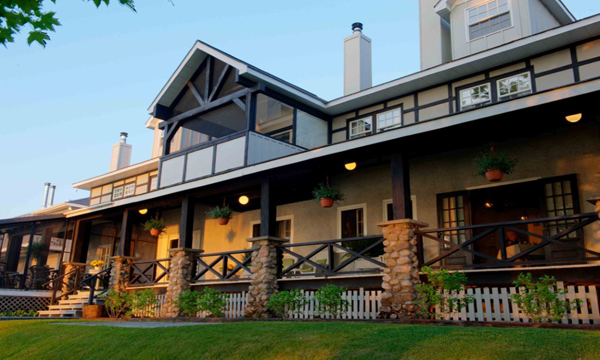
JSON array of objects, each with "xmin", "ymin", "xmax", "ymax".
[
  {"xmin": 260, "ymin": 178, "xmax": 277, "ymax": 237},
  {"xmin": 179, "ymin": 196, "xmax": 195, "ymax": 248},
  {"xmin": 72, "ymin": 219, "xmax": 91, "ymax": 263},
  {"xmin": 391, "ymin": 153, "xmax": 412, "ymax": 219},
  {"xmin": 166, "ymin": 88, "xmax": 249, "ymax": 125},
  {"xmin": 208, "ymin": 64, "xmax": 231, "ymax": 102},
  {"xmin": 119, "ymin": 209, "xmax": 132, "ymax": 257},
  {"xmin": 187, "ymin": 81, "xmax": 205, "ymax": 106}
]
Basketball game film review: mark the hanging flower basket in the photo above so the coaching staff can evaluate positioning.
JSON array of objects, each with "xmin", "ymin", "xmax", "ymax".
[
  {"xmin": 217, "ymin": 217, "xmax": 230, "ymax": 226},
  {"xmin": 207, "ymin": 206, "xmax": 233, "ymax": 225},
  {"xmin": 313, "ymin": 183, "xmax": 345, "ymax": 208},
  {"xmin": 485, "ymin": 169, "xmax": 505, "ymax": 182},
  {"xmin": 475, "ymin": 148, "xmax": 517, "ymax": 183},
  {"xmin": 150, "ymin": 228, "xmax": 161, "ymax": 236},
  {"xmin": 320, "ymin": 198, "xmax": 335, "ymax": 208},
  {"xmin": 142, "ymin": 217, "xmax": 166, "ymax": 236}
]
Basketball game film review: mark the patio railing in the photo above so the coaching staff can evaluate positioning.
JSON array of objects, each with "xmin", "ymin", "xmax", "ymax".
[
  {"xmin": 277, "ymin": 235, "xmax": 385, "ymax": 278},
  {"xmin": 129, "ymin": 258, "xmax": 171, "ymax": 286},
  {"xmin": 193, "ymin": 249, "xmax": 253, "ymax": 282},
  {"xmin": 417, "ymin": 213, "xmax": 600, "ymax": 269}
]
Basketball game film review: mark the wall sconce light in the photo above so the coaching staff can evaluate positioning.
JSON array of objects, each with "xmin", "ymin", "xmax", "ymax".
[
  {"xmin": 344, "ymin": 162, "xmax": 357, "ymax": 171},
  {"xmin": 520, "ymin": 215, "xmax": 529, "ymax": 220},
  {"xmin": 484, "ymin": 202, "xmax": 494, "ymax": 209},
  {"xmin": 565, "ymin": 113, "xmax": 582, "ymax": 123},
  {"xmin": 238, "ymin": 195, "xmax": 249, "ymax": 205},
  {"xmin": 139, "ymin": 209, "xmax": 148, "ymax": 215}
]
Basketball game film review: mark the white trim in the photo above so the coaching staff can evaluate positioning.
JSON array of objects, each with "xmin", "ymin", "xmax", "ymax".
[
  {"xmin": 249, "ymin": 215, "xmax": 294, "ymax": 243},
  {"xmin": 382, "ymin": 195, "xmax": 417, "ymax": 221},
  {"xmin": 112, "ymin": 186, "xmax": 124, "ymax": 200},
  {"xmin": 336, "ymin": 203, "xmax": 368, "ymax": 240},
  {"xmin": 465, "ymin": 0, "xmax": 513, "ymax": 43},
  {"xmin": 376, "ymin": 108, "xmax": 402, "ymax": 132},
  {"xmin": 66, "ymin": 79, "xmax": 600, "ymax": 218},
  {"xmin": 124, "ymin": 183, "xmax": 136, "ymax": 197},
  {"xmin": 459, "ymin": 83, "xmax": 491, "ymax": 109},
  {"xmin": 349, "ymin": 116, "xmax": 372, "ymax": 139},
  {"xmin": 466, "ymin": 177, "xmax": 541, "ymax": 190},
  {"xmin": 496, "ymin": 71, "xmax": 532, "ymax": 99},
  {"xmin": 72, "ymin": 158, "xmax": 159, "ymax": 190}
]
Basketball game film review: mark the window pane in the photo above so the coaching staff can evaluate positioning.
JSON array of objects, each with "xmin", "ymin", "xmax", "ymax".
[{"xmin": 255, "ymin": 94, "xmax": 293, "ymax": 139}]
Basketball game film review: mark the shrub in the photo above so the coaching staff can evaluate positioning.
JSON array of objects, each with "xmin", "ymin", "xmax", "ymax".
[
  {"xmin": 177, "ymin": 289, "xmax": 201, "ymax": 317},
  {"xmin": 415, "ymin": 266, "xmax": 473, "ymax": 319},
  {"xmin": 474, "ymin": 150, "xmax": 517, "ymax": 177},
  {"xmin": 198, "ymin": 288, "xmax": 229, "ymax": 317},
  {"xmin": 267, "ymin": 289, "xmax": 307, "ymax": 318},
  {"xmin": 312, "ymin": 183, "xmax": 345, "ymax": 203},
  {"xmin": 0, "ymin": 309, "xmax": 38, "ymax": 317},
  {"xmin": 206, "ymin": 206, "xmax": 233, "ymax": 220},
  {"xmin": 128, "ymin": 289, "xmax": 158, "ymax": 318},
  {"xmin": 101, "ymin": 289, "xmax": 132, "ymax": 318},
  {"xmin": 314, "ymin": 284, "xmax": 349, "ymax": 318},
  {"xmin": 510, "ymin": 273, "xmax": 581, "ymax": 323}
]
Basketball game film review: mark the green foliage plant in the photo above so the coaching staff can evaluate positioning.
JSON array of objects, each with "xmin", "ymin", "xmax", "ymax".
[
  {"xmin": 197, "ymin": 288, "xmax": 229, "ymax": 317},
  {"xmin": 314, "ymin": 284, "xmax": 349, "ymax": 319},
  {"xmin": 0, "ymin": 309, "xmax": 38, "ymax": 317},
  {"xmin": 29, "ymin": 242, "xmax": 46, "ymax": 262},
  {"xmin": 312, "ymin": 183, "xmax": 345, "ymax": 203},
  {"xmin": 128, "ymin": 289, "xmax": 158, "ymax": 318},
  {"xmin": 206, "ymin": 206, "xmax": 233, "ymax": 220},
  {"xmin": 142, "ymin": 217, "xmax": 166, "ymax": 232},
  {"xmin": 177, "ymin": 289, "xmax": 201, "ymax": 317},
  {"xmin": 267, "ymin": 289, "xmax": 307, "ymax": 318},
  {"xmin": 415, "ymin": 266, "xmax": 474, "ymax": 319},
  {"xmin": 474, "ymin": 150, "xmax": 518, "ymax": 177},
  {"xmin": 510, "ymin": 273, "xmax": 581, "ymax": 323},
  {"xmin": 100, "ymin": 289, "xmax": 132, "ymax": 318}
]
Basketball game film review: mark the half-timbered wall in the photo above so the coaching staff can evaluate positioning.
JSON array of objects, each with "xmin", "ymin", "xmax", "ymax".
[{"xmin": 89, "ymin": 170, "xmax": 159, "ymax": 206}]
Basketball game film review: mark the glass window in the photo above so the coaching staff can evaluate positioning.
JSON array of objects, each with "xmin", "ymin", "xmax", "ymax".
[
  {"xmin": 460, "ymin": 83, "xmax": 491, "ymax": 110},
  {"xmin": 255, "ymin": 94, "xmax": 294, "ymax": 139},
  {"xmin": 124, "ymin": 183, "xmax": 135, "ymax": 197},
  {"xmin": 349, "ymin": 117, "xmax": 372, "ymax": 139},
  {"xmin": 544, "ymin": 178, "xmax": 578, "ymax": 238},
  {"xmin": 251, "ymin": 219, "xmax": 292, "ymax": 239},
  {"xmin": 497, "ymin": 72, "xmax": 532, "ymax": 100},
  {"xmin": 377, "ymin": 109, "xmax": 402, "ymax": 131},
  {"xmin": 439, "ymin": 194, "xmax": 468, "ymax": 244},
  {"xmin": 468, "ymin": 0, "xmax": 511, "ymax": 40},
  {"xmin": 113, "ymin": 186, "xmax": 124, "ymax": 200},
  {"xmin": 150, "ymin": 176, "xmax": 158, "ymax": 191},
  {"xmin": 341, "ymin": 208, "xmax": 365, "ymax": 239},
  {"xmin": 271, "ymin": 130, "xmax": 292, "ymax": 143}
]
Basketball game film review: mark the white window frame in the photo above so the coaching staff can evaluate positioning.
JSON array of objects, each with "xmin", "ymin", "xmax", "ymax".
[
  {"xmin": 249, "ymin": 215, "xmax": 294, "ymax": 244},
  {"xmin": 382, "ymin": 196, "xmax": 418, "ymax": 222},
  {"xmin": 496, "ymin": 72, "xmax": 532, "ymax": 100},
  {"xmin": 465, "ymin": 0, "xmax": 513, "ymax": 42},
  {"xmin": 459, "ymin": 83, "xmax": 491, "ymax": 110},
  {"xmin": 271, "ymin": 129, "xmax": 293, "ymax": 143},
  {"xmin": 336, "ymin": 203, "xmax": 367, "ymax": 240},
  {"xmin": 376, "ymin": 108, "xmax": 402, "ymax": 132},
  {"xmin": 150, "ymin": 176, "xmax": 158, "ymax": 191},
  {"xmin": 112, "ymin": 186, "xmax": 124, "ymax": 200},
  {"xmin": 124, "ymin": 183, "xmax": 136, "ymax": 197},
  {"xmin": 349, "ymin": 117, "xmax": 372, "ymax": 139}
]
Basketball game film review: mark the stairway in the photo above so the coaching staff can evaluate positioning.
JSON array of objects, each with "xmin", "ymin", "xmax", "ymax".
[{"xmin": 38, "ymin": 291, "xmax": 104, "ymax": 318}]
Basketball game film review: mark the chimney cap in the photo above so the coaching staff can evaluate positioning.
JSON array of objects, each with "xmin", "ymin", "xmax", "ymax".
[
  {"xmin": 120, "ymin": 132, "xmax": 128, "ymax": 138},
  {"xmin": 352, "ymin": 22, "xmax": 363, "ymax": 32}
]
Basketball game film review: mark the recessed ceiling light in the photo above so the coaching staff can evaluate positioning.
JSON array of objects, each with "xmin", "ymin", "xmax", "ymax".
[
  {"xmin": 565, "ymin": 113, "xmax": 582, "ymax": 123},
  {"xmin": 345, "ymin": 162, "xmax": 357, "ymax": 171},
  {"xmin": 239, "ymin": 195, "xmax": 249, "ymax": 205},
  {"xmin": 139, "ymin": 209, "xmax": 148, "ymax": 215}
]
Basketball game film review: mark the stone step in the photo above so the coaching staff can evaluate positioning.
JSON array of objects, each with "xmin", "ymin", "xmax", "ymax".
[
  {"xmin": 38, "ymin": 310, "xmax": 82, "ymax": 318},
  {"xmin": 49, "ymin": 304, "xmax": 83, "ymax": 311},
  {"xmin": 68, "ymin": 292, "xmax": 92, "ymax": 300},
  {"xmin": 60, "ymin": 299, "xmax": 104, "ymax": 305}
]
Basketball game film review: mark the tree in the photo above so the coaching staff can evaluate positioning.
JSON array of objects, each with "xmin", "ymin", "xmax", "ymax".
[{"xmin": 0, "ymin": 0, "xmax": 136, "ymax": 47}]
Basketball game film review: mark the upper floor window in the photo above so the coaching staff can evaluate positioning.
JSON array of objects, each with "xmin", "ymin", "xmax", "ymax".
[
  {"xmin": 468, "ymin": 0, "xmax": 511, "ymax": 41},
  {"xmin": 150, "ymin": 176, "xmax": 158, "ymax": 191},
  {"xmin": 460, "ymin": 83, "xmax": 491, "ymax": 110},
  {"xmin": 349, "ymin": 117, "xmax": 372, "ymax": 139},
  {"xmin": 124, "ymin": 183, "xmax": 135, "ymax": 197},
  {"xmin": 497, "ymin": 72, "xmax": 532, "ymax": 100},
  {"xmin": 272, "ymin": 130, "xmax": 292, "ymax": 143},
  {"xmin": 377, "ymin": 109, "xmax": 401, "ymax": 131},
  {"xmin": 113, "ymin": 186, "xmax": 124, "ymax": 200}
]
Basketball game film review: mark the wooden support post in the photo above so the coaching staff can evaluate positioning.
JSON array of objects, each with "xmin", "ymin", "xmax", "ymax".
[
  {"xmin": 390, "ymin": 153, "xmax": 412, "ymax": 219},
  {"xmin": 21, "ymin": 223, "xmax": 37, "ymax": 289},
  {"xmin": 119, "ymin": 209, "xmax": 132, "ymax": 257},
  {"xmin": 179, "ymin": 196, "xmax": 195, "ymax": 249},
  {"xmin": 39, "ymin": 226, "xmax": 53, "ymax": 266},
  {"xmin": 72, "ymin": 220, "xmax": 91, "ymax": 264},
  {"xmin": 260, "ymin": 178, "xmax": 277, "ymax": 237}
]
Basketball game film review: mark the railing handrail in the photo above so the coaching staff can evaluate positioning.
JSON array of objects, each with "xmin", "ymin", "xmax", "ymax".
[
  {"xmin": 40, "ymin": 265, "xmax": 83, "ymax": 289},
  {"xmin": 417, "ymin": 212, "xmax": 597, "ymax": 234},
  {"xmin": 80, "ymin": 266, "xmax": 113, "ymax": 305},
  {"xmin": 278, "ymin": 235, "xmax": 383, "ymax": 248},
  {"xmin": 132, "ymin": 258, "xmax": 171, "ymax": 265},
  {"xmin": 197, "ymin": 249, "xmax": 253, "ymax": 257}
]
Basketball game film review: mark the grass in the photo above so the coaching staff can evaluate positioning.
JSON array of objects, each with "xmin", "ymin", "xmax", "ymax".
[{"xmin": 1, "ymin": 320, "xmax": 599, "ymax": 359}]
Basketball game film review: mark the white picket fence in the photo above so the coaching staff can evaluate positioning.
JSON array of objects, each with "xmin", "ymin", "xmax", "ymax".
[
  {"xmin": 288, "ymin": 289, "xmax": 382, "ymax": 320},
  {"xmin": 434, "ymin": 282, "xmax": 600, "ymax": 324}
]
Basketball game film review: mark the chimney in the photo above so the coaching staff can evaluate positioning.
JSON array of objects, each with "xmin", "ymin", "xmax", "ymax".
[
  {"xmin": 48, "ymin": 185, "xmax": 56, "ymax": 207},
  {"xmin": 110, "ymin": 132, "xmax": 132, "ymax": 171},
  {"xmin": 344, "ymin": 22, "xmax": 372, "ymax": 96},
  {"xmin": 42, "ymin": 182, "xmax": 51, "ymax": 208}
]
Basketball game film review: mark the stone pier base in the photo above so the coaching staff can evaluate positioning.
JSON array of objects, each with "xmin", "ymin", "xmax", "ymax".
[
  {"xmin": 61, "ymin": 262, "xmax": 86, "ymax": 295},
  {"xmin": 162, "ymin": 248, "xmax": 202, "ymax": 318},
  {"xmin": 109, "ymin": 256, "xmax": 136, "ymax": 293}
]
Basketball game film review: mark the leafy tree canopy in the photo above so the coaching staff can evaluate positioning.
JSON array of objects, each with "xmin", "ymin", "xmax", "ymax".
[{"xmin": 0, "ymin": 0, "xmax": 136, "ymax": 47}]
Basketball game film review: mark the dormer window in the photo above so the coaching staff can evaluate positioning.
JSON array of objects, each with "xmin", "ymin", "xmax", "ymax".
[
  {"xmin": 468, "ymin": 0, "xmax": 511, "ymax": 41},
  {"xmin": 376, "ymin": 108, "xmax": 401, "ymax": 132},
  {"xmin": 497, "ymin": 72, "xmax": 532, "ymax": 100},
  {"xmin": 349, "ymin": 117, "xmax": 372, "ymax": 139},
  {"xmin": 460, "ymin": 83, "xmax": 491, "ymax": 110}
]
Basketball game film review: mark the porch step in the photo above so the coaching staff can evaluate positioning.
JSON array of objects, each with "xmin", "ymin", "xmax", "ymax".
[
  {"xmin": 60, "ymin": 299, "xmax": 104, "ymax": 305},
  {"xmin": 37, "ymin": 290, "xmax": 105, "ymax": 318},
  {"xmin": 38, "ymin": 310, "xmax": 82, "ymax": 318},
  {"xmin": 48, "ymin": 304, "xmax": 83, "ymax": 311}
]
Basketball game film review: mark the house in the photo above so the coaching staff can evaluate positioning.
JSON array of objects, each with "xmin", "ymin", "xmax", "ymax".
[{"xmin": 2, "ymin": 0, "xmax": 600, "ymax": 320}]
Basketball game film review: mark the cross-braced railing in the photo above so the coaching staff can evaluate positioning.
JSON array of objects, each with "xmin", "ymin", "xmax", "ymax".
[
  {"xmin": 129, "ymin": 258, "xmax": 171, "ymax": 286},
  {"xmin": 193, "ymin": 249, "xmax": 253, "ymax": 282},
  {"xmin": 277, "ymin": 235, "xmax": 385, "ymax": 278},
  {"xmin": 417, "ymin": 213, "xmax": 600, "ymax": 269}
]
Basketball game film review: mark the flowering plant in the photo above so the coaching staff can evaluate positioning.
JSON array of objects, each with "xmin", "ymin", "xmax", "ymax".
[{"xmin": 90, "ymin": 260, "xmax": 105, "ymax": 268}]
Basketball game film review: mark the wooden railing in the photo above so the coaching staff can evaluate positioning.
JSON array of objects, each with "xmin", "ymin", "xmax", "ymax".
[
  {"xmin": 193, "ymin": 249, "xmax": 253, "ymax": 282},
  {"xmin": 79, "ymin": 266, "xmax": 112, "ymax": 305},
  {"xmin": 277, "ymin": 235, "xmax": 385, "ymax": 278},
  {"xmin": 417, "ymin": 213, "xmax": 600, "ymax": 269},
  {"xmin": 129, "ymin": 258, "xmax": 171, "ymax": 286},
  {"xmin": 42, "ymin": 264, "xmax": 86, "ymax": 305}
]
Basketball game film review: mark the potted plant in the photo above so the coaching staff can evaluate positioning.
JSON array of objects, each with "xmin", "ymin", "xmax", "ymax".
[
  {"xmin": 312, "ymin": 183, "xmax": 345, "ymax": 208},
  {"xmin": 474, "ymin": 149, "xmax": 517, "ymax": 182},
  {"xmin": 90, "ymin": 260, "xmax": 105, "ymax": 271},
  {"xmin": 29, "ymin": 241, "xmax": 46, "ymax": 266},
  {"xmin": 207, "ymin": 206, "xmax": 233, "ymax": 225},
  {"xmin": 142, "ymin": 217, "xmax": 166, "ymax": 236}
]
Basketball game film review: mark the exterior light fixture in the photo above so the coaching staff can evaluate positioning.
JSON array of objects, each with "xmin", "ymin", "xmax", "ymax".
[
  {"xmin": 520, "ymin": 216, "xmax": 529, "ymax": 220},
  {"xmin": 139, "ymin": 209, "xmax": 148, "ymax": 215},
  {"xmin": 484, "ymin": 202, "xmax": 494, "ymax": 209},
  {"xmin": 565, "ymin": 113, "xmax": 582, "ymax": 123},
  {"xmin": 239, "ymin": 195, "xmax": 249, "ymax": 205},
  {"xmin": 345, "ymin": 162, "xmax": 357, "ymax": 171}
]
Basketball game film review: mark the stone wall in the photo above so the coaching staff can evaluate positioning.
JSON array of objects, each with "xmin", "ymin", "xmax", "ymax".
[
  {"xmin": 109, "ymin": 257, "xmax": 135, "ymax": 293},
  {"xmin": 161, "ymin": 248, "xmax": 201, "ymax": 318},
  {"xmin": 61, "ymin": 262, "xmax": 86, "ymax": 295}
]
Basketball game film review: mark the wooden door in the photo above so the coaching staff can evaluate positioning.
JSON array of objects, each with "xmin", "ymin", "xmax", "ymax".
[{"xmin": 437, "ymin": 191, "xmax": 472, "ymax": 267}]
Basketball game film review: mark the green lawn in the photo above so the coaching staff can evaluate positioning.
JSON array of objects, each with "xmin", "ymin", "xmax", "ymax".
[{"xmin": 1, "ymin": 320, "xmax": 599, "ymax": 359}]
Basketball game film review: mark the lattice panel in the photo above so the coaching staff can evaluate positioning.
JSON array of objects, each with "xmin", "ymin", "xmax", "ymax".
[{"xmin": 0, "ymin": 296, "xmax": 51, "ymax": 313}]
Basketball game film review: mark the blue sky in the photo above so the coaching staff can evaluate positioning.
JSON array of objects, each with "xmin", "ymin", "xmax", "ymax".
[{"xmin": 0, "ymin": 0, "xmax": 599, "ymax": 218}]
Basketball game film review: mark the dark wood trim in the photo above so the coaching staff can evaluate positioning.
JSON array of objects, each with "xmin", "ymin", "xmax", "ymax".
[
  {"xmin": 179, "ymin": 196, "xmax": 195, "ymax": 249},
  {"xmin": 260, "ymin": 178, "xmax": 277, "ymax": 237},
  {"xmin": 390, "ymin": 153, "xmax": 412, "ymax": 219},
  {"xmin": 160, "ymin": 131, "xmax": 246, "ymax": 161},
  {"xmin": 187, "ymin": 81, "xmax": 205, "ymax": 106},
  {"xmin": 119, "ymin": 209, "xmax": 132, "ymax": 257},
  {"xmin": 571, "ymin": 47, "xmax": 581, "ymax": 83},
  {"xmin": 208, "ymin": 64, "xmax": 232, "ymax": 102}
]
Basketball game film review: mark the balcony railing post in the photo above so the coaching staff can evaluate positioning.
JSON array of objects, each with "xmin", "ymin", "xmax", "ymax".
[
  {"xmin": 108, "ymin": 256, "xmax": 136, "ymax": 293},
  {"xmin": 162, "ymin": 248, "xmax": 202, "ymax": 318}
]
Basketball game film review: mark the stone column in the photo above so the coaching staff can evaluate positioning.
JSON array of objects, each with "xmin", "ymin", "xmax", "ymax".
[
  {"xmin": 377, "ymin": 219, "xmax": 428, "ymax": 320},
  {"xmin": 162, "ymin": 248, "xmax": 202, "ymax": 318},
  {"xmin": 109, "ymin": 256, "xmax": 136, "ymax": 293},
  {"xmin": 61, "ymin": 262, "xmax": 86, "ymax": 295},
  {"xmin": 245, "ymin": 236, "xmax": 288, "ymax": 319}
]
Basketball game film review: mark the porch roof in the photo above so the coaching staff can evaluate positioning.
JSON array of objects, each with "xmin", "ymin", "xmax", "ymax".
[{"xmin": 0, "ymin": 214, "xmax": 65, "ymax": 226}]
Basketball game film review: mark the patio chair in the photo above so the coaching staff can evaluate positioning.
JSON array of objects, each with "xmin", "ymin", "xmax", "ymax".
[{"xmin": 282, "ymin": 258, "xmax": 299, "ymax": 275}]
